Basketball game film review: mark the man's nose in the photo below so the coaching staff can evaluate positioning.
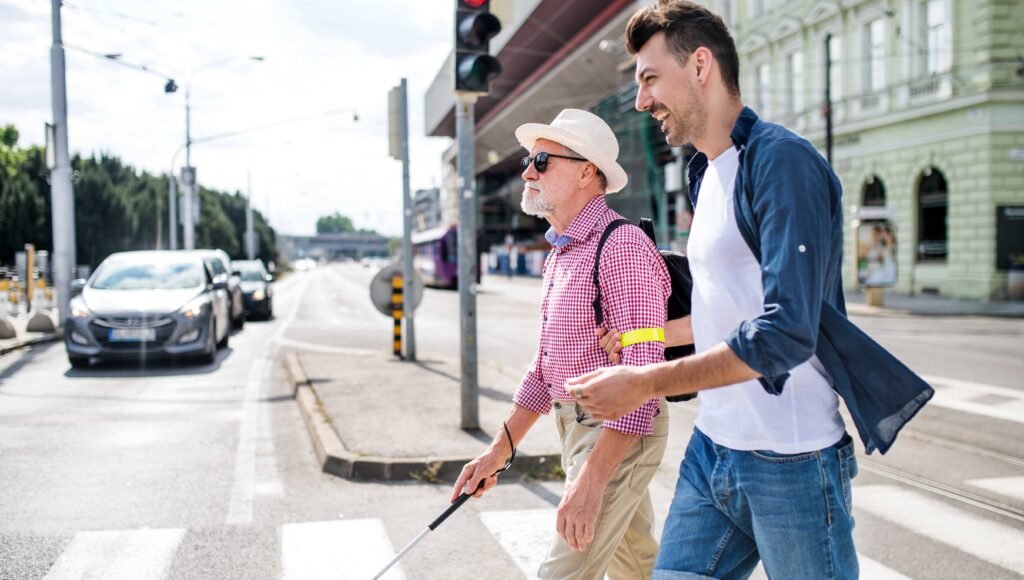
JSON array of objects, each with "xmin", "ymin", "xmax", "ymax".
[
  {"xmin": 522, "ymin": 160, "xmax": 538, "ymax": 181},
  {"xmin": 635, "ymin": 86, "xmax": 652, "ymax": 112}
]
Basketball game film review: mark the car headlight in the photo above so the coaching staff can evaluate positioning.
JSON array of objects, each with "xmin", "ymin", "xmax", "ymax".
[
  {"xmin": 181, "ymin": 297, "xmax": 209, "ymax": 318},
  {"xmin": 252, "ymin": 289, "xmax": 265, "ymax": 301},
  {"xmin": 70, "ymin": 297, "xmax": 91, "ymax": 318}
]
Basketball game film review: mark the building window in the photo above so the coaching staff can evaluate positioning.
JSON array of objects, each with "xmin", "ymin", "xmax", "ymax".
[
  {"xmin": 917, "ymin": 167, "xmax": 948, "ymax": 261},
  {"xmin": 865, "ymin": 18, "xmax": 886, "ymax": 93},
  {"xmin": 863, "ymin": 176, "xmax": 886, "ymax": 207},
  {"xmin": 757, "ymin": 63, "xmax": 771, "ymax": 118},
  {"xmin": 924, "ymin": 0, "xmax": 951, "ymax": 75},
  {"xmin": 788, "ymin": 51, "xmax": 804, "ymax": 115},
  {"xmin": 828, "ymin": 35, "xmax": 843, "ymax": 101}
]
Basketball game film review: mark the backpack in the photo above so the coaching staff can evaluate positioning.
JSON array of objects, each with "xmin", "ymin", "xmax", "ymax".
[{"xmin": 592, "ymin": 218, "xmax": 696, "ymax": 402}]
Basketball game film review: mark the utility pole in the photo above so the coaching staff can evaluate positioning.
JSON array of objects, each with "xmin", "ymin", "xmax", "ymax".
[
  {"xmin": 398, "ymin": 79, "xmax": 416, "ymax": 362},
  {"xmin": 168, "ymin": 172, "xmax": 178, "ymax": 250},
  {"xmin": 182, "ymin": 88, "xmax": 196, "ymax": 250},
  {"xmin": 49, "ymin": 0, "xmax": 76, "ymax": 325},
  {"xmin": 824, "ymin": 33, "xmax": 834, "ymax": 167},
  {"xmin": 455, "ymin": 94, "xmax": 479, "ymax": 430}
]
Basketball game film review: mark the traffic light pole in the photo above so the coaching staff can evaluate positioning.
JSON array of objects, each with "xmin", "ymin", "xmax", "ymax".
[
  {"xmin": 398, "ymin": 78, "xmax": 416, "ymax": 362},
  {"xmin": 455, "ymin": 93, "xmax": 479, "ymax": 430},
  {"xmin": 49, "ymin": 0, "xmax": 76, "ymax": 326}
]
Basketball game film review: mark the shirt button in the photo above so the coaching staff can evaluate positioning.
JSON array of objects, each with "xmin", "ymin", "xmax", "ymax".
[
  {"xmin": 549, "ymin": 282, "xmax": 554, "ymax": 288},
  {"xmin": 543, "ymin": 315, "xmax": 548, "ymax": 321},
  {"xmin": 543, "ymin": 351, "xmax": 548, "ymax": 356},
  {"xmin": 798, "ymin": 244, "xmax": 806, "ymax": 253}
]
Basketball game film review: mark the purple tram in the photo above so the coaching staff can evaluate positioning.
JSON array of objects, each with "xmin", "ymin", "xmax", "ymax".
[{"xmin": 412, "ymin": 225, "xmax": 459, "ymax": 289}]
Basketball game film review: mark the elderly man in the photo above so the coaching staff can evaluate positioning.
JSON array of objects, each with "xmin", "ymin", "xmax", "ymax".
[{"xmin": 451, "ymin": 109, "xmax": 671, "ymax": 579}]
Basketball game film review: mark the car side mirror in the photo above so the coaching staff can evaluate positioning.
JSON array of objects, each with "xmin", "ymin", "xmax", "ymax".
[
  {"xmin": 265, "ymin": 274, "xmax": 273, "ymax": 283},
  {"xmin": 71, "ymin": 279, "xmax": 87, "ymax": 295},
  {"xmin": 211, "ymin": 280, "xmax": 228, "ymax": 291}
]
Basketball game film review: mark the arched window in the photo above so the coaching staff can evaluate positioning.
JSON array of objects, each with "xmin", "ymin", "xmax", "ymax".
[
  {"xmin": 863, "ymin": 176, "xmax": 886, "ymax": 207},
  {"xmin": 917, "ymin": 167, "xmax": 948, "ymax": 261}
]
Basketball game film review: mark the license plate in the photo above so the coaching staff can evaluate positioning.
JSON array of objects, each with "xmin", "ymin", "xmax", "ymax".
[{"xmin": 108, "ymin": 328, "xmax": 156, "ymax": 342}]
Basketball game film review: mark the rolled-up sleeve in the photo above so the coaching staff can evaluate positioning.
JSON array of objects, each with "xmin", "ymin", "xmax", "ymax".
[
  {"xmin": 514, "ymin": 350, "xmax": 552, "ymax": 415},
  {"xmin": 725, "ymin": 138, "xmax": 834, "ymax": 394},
  {"xmin": 597, "ymin": 237, "xmax": 670, "ymax": 435}
]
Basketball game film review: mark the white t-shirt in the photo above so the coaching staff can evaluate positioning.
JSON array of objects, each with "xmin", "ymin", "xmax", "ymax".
[{"xmin": 687, "ymin": 146, "xmax": 845, "ymax": 454}]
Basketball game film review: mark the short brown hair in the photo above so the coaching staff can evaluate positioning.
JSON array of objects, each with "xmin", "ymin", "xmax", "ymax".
[{"xmin": 626, "ymin": 0, "xmax": 741, "ymax": 97}]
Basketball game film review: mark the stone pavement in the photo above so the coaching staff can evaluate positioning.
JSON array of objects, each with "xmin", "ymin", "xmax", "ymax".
[{"xmin": 845, "ymin": 290, "xmax": 1024, "ymax": 318}]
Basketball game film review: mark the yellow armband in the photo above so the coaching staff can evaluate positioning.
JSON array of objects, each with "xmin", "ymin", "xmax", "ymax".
[{"xmin": 619, "ymin": 328, "xmax": 665, "ymax": 348}]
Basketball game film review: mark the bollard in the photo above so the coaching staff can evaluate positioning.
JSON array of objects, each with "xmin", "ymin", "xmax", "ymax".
[
  {"xmin": 391, "ymin": 272, "xmax": 404, "ymax": 358},
  {"xmin": 0, "ymin": 279, "xmax": 14, "ymax": 339}
]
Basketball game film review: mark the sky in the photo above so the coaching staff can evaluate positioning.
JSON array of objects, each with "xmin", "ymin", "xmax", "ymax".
[{"xmin": 0, "ymin": 0, "xmax": 453, "ymax": 237}]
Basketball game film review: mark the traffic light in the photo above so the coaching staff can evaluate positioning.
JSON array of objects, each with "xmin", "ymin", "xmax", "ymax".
[{"xmin": 454, "ymin": 0, "xmax": 502, "ymax": 94}]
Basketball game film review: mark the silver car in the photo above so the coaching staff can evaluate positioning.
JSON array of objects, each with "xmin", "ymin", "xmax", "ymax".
[{"xmin": 64, "ymin": 251, "xmax": 231, "ymax": 368}]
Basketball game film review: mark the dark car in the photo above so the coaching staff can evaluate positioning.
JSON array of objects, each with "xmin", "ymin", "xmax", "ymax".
[
  {"xmin": 190, "ymin": 249, "xmax": 245, "ymax": 329},
  {"xmin": 231, "ymin": 259, "xmax": 273, "ymax": 320},
  {"xmin": 64, "ymin": 251, "xmax": 231, "ymax": 368}
]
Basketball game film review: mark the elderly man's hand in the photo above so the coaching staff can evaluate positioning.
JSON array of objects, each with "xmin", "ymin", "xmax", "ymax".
[
  {"xmin": 450, "ymin": 448, "xmax": 507, "ymax": 502},
  {"xmin": 557, "ymin": 474, "xmax": 604, "ymax": 552},
  {"xmin": 566, "ymin": 365, "xmax": 652, "ymax": 421}
]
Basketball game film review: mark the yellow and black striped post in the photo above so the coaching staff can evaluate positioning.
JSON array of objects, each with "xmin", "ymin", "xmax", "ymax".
[{"xmin": 391, "ymin": 272, "xmax": 404, "ymax": 358}]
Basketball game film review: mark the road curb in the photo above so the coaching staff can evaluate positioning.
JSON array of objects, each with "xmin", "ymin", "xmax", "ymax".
[
  {"xmin": 284, "ymin": 351, "xmax": 561, "ymax": 482},
  {"xmin": 0, "ymin": 332, "xmax": 61, "ymax": 357}
]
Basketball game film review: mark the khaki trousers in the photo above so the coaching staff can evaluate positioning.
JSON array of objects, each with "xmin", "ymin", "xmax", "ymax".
[{"xmin": 537, "ymin": 399, "xmax": 669, "ymax": 580}]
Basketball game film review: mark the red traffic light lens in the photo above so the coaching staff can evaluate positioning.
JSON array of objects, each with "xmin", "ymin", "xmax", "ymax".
[{"xmin": 462, "ymin": 0, "xmax": 487, "ymax": 7}]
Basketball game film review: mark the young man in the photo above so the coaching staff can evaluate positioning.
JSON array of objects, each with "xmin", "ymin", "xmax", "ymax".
[
  {"xmin": 451, "ymin": 109, "xmax": 672, "ymax": 579},
  {"xmin": 570, "ymin": 2, "xmax": 933, "ymax": 579}
]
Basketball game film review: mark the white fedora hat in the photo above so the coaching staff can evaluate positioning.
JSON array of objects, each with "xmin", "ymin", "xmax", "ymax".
[{"xmin": 515, "ymin": 109, "xmax": 628, "ymax": 194}]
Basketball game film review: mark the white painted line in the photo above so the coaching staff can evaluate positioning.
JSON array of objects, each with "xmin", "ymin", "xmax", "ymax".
[
  {"xmin": 480, "ymin": 509, "xmax": 556, "ymax": 579},
  {"xmin": 280, "ymin": 519, "xmax": 405, "ymax": 580},
  {"xmin": 966, "ymin": 476, "xmax": 1024, "ymax": 503},
  {"xmin": 225, "ymin": 353, "xmax": 271, "ymax": 525},
  {"xmin": 920, "ymin": 374, "xmax": 1024, "ymax": 425},
  {"xmin": 276, "ymin": 336, "xmax": 380, "ymax": 356},
  {"xmin": 858, "ymin": 556, "xmax": 913, "ymax": 579},
  {"xmin": 855, "ymin": 485, "xmax": 1024, "ymax": 574},
  {"xmin": 45, "ymin": 528, "xmax": 185, "ymax": 580}
]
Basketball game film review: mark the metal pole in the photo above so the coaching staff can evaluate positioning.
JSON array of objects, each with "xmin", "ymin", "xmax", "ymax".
[
  {"xmin": 825, "ymin": 33, "xmax": 834, "ymax": 167},
  {"xmin": 246, "ymin": 172, "xmax": 255, "ymax": 260},
  {"xmin": 183, "ymin": 88, "xmax": 195, "ymax": 250},
  {"xmin": 49, "ymin": 0, "xmax": 76, "ymax": 326},
  {"xmin": 168, "ymin": 172, "xmax": 178, "ymax": 250},
  {"xmin": 455, "ymin": 93, "xmax": 479, "ymax": 430},
  {"xmin": 399, "ymin": 78, "xmax": 416, "ymax": 362}
]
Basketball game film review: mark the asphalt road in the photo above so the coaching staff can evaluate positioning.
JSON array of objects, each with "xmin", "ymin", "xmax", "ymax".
[{"xmin": 0, "ymin": 262, "xmax": 1021, "ymax": 579}]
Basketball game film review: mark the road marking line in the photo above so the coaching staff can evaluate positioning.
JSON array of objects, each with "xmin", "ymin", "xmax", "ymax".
[
  {"xmin": 480, "ymin": 509, "xmax": 556, "ymax": 579},
  {"xmin": 225, "ymin": 353, "xmax": 270, "ymax": 526},
  {"xmin": 276, "ymin": 336, "xmax": 380, "ymax": 356},
  {"xmin": 280, "ymin": 519, "xmax": 404, "ymax": 580},
  {"xmin": 920, "ymin": 374, "xmax": 1024, "ymax": 425},
  {"xmin": 855, "ymin": 484, "xmax": 1024, "ymax": 573},
  {"xmin": 45, "ymin": 528, "xmax": 185, "ymax": 580},
  {"xmin": 966, "ymin": 476, "xmax": 1024, "ymax": 503},
  {"xmin": 858, "ymin": 556, "xmax": 913, "ymax": 579}
]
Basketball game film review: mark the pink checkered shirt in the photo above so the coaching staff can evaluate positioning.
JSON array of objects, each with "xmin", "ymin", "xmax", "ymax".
[{"xmin": 513, "ymin": 196, "xmax": 671, "ymax": 435}]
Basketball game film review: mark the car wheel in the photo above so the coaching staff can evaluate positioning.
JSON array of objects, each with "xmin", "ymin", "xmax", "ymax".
[
  {"xmin": 233, "ymin": 305, "xmax": 245, "ymax": 329},
  {"xmin": 68, "ymin": 354, "xmax": 89, "ymax": 369},
  {"xmin": 217, "ymin": 320, "xmax": 230, "ymax": 348},
  {"xmin": 199, "ymin": 320, "xmax": 217, "ymax": 364}
]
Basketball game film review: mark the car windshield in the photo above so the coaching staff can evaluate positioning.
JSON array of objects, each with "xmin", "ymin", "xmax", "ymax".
[
  {"xmin": 91, "ymin": 261, "xmax": 203, "ymax": 290},
  {"xmin": 238, "ymin": 270, "xmax": 265, "ymax": 282}
]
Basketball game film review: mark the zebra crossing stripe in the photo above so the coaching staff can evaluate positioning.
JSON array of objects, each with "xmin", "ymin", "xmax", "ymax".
[
  {"xmin": 45, "ymin": 528, "xmax": 185, "ymax": 580},
  {"xmin": 966, "ymin": 476, "xmax": 1024, "ymax": 503},
  {"xmin": 480, "ymin": 509, "xmax": 555, "ymax": 579},
  {"xmin": 855, "ymin": 484, "xmax": 1024, "ymax": 574},
  {"xmin": 922, "ymin": 374, "xmax": 1024, "ymax": 425},
  {"xmin": 280, "ymin": 519, "xmax": 405, "ymax": 580},
  {"xmin": 857, "ymin": 556, "xmax": 913, "ymax": 579}
]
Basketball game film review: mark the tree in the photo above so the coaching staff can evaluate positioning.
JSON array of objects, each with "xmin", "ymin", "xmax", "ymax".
[{"xmin": 316, "ymin": 212, "xmax": 355, "ymax": 234}]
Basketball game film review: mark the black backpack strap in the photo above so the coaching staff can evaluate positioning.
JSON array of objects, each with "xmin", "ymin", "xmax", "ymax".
[
  {"xmin": 592, "ymin": 219, "xmax": 631, "ymax": 327},
  {"xmin": 638, "ymin": 217, "xmax": 657, "ymax": 246}
]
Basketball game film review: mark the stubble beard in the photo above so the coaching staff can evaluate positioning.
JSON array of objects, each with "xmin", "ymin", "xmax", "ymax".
[
  {"xmin": 521, "ymin": 183, "xmax": 553, "ymax": 217},
  {"xmin": 663, "ymin": 83, "xmax": 706, "ymax": 147}
]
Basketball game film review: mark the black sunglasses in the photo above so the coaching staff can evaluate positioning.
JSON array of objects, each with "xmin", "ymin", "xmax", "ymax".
[{"xmin": 520, "ymin": 151, "xmax": 586, "ymax": 173}]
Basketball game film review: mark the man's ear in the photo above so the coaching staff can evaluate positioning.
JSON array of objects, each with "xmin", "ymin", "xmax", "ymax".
[
  {"xmin": 579, "ymin": 163, "xmax": 597, "ymax": 187},
  {"xmin": 693, "ymin": 46, "xmax": 714, "ymax": 86}
]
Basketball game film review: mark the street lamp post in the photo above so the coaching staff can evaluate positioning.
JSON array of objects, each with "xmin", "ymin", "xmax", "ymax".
[{"xmin": 167, "ymin": 56, "xmax": 264, "ymax": 250}]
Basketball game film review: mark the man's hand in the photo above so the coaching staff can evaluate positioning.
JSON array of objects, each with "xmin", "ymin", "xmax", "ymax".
[
  {"xmin": 567, "ymin": 365, "xmax": 652, "ymax": 421},
  {"xmin": 557, "ymin": 470, "xmax": 604, "ymax": 552},
  {"xmin": 450, "ymin": 449, "xmax": 508, "ymax": 502},
  {"xmin": 595, "ymin": 327, "xmax": 622, "ymax": 364}
]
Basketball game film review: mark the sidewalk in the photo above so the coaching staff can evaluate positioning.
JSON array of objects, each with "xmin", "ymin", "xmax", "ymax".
[
  {"xmin": 845, "ymin": 290, "xmax": 1024, "ymax": 318},
  {"xmin": 0, "ymin": 313, "xmax": 61, "ymax": 356},
  {"xmin": 285, "ymin": 351, "xmax": 564, "ymax": 482}
]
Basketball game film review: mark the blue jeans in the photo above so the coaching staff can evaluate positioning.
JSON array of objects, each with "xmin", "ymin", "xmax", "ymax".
[{"xmin": 654, "ymin": 428, "xmax": 859, "ymax": 580}]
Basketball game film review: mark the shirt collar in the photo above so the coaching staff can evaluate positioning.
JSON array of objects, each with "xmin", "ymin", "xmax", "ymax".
[
  {"xmin": 687, "ymin": 106, "xmax": 759, "ymax": 185},
  {"xmin": 546, "ymin": 196, "xmax": 608, "ymax": 251}
]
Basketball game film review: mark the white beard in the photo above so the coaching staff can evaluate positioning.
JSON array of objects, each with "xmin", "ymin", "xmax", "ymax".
[{"xmin": 521, "ymin": 183, "xmax": 553, "ymax": 217}]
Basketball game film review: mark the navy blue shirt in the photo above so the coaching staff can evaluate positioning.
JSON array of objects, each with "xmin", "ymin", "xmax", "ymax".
[{"xmin": 687, "ymin": 107, "xmax": 933, "ymax": 455}]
